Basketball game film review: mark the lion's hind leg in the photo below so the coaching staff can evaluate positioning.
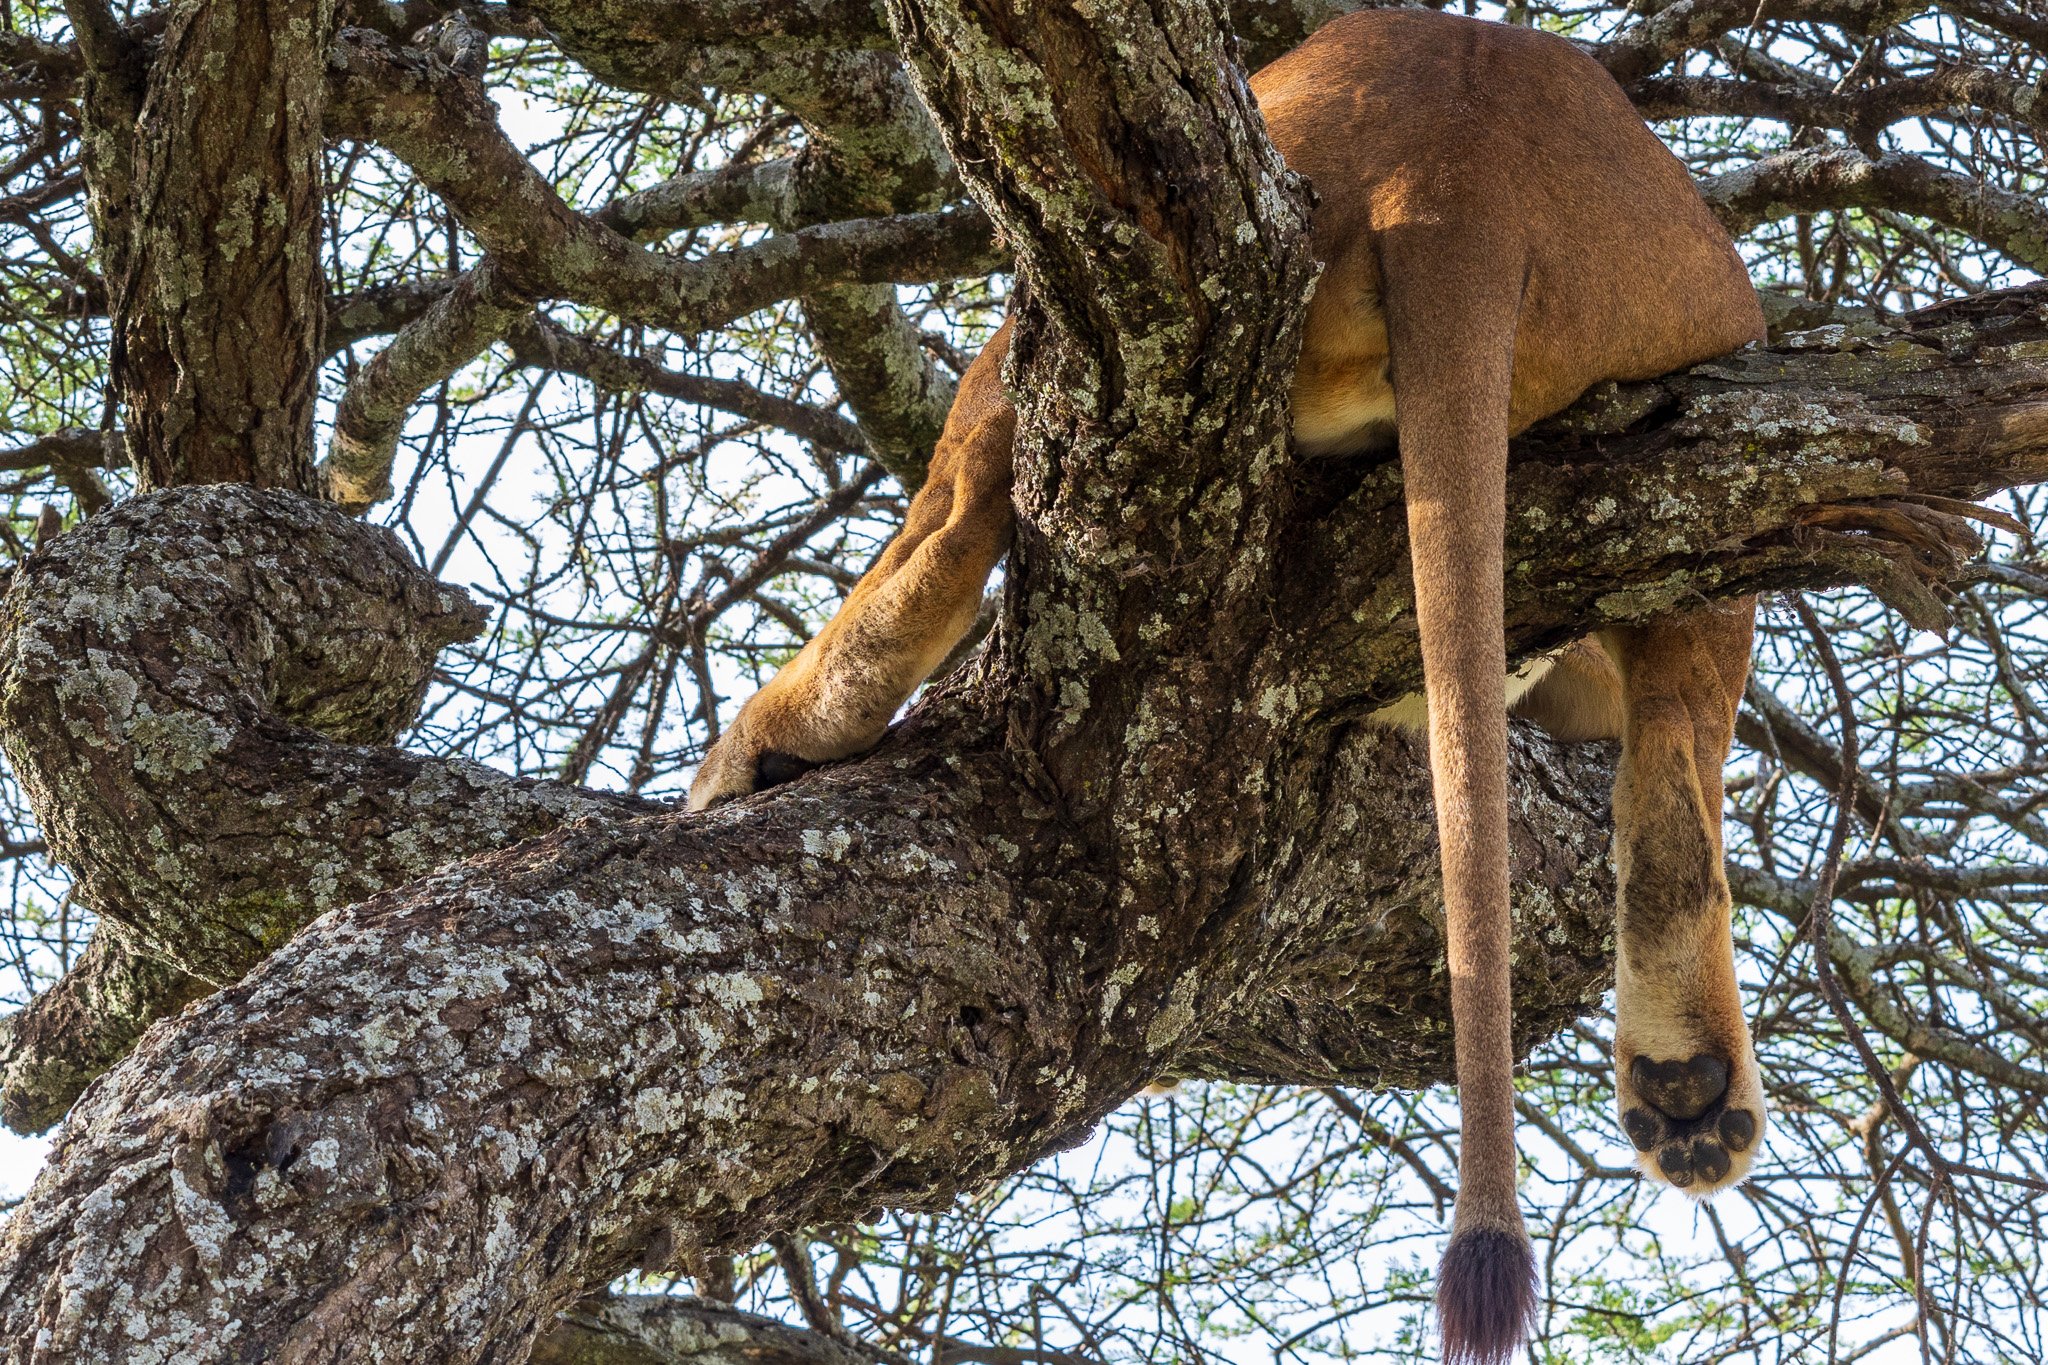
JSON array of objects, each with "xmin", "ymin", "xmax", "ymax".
[{"xmin": 1600, "ymin": 597, "xmax": 1765, "ymax": 1194}]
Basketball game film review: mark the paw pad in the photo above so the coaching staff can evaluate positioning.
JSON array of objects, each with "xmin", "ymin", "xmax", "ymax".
[
  {"xmin": 1622, "ymin": 1052, "xmax": 1759, "ymax": 1194},
  {"xmin": 1630, "ymin": 1054, "xmax": 1727, "ymax": 1121},
  {"xmin": 754, "ymin": 750, "xmax": 822, "ymax": 790},
  {"xmin": 1651, "ymin": 1136, "xmax": 1731, "ymax": 1187}
]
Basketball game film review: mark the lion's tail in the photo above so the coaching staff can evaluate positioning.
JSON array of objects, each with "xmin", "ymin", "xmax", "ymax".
[{"xmin": 1384, "ymin": 240, "xmax": 1538, "ymax": 1365}]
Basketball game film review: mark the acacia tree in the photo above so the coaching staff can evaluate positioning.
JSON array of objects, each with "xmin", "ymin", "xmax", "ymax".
[{"xmin": 0, "ymin": 1, "xmax": 2045, "ymax": 1361}]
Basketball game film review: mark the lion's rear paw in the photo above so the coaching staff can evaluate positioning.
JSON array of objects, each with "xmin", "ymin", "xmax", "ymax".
[{"xmin": 1617, "ymin": 1050, "xmax": 1763, "ymax": 1195}]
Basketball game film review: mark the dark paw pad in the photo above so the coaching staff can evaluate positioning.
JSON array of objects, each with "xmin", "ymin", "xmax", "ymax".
[
  {"xmin": 1650, "ymin": 1133, "xmax": 1732, "ymax": 1188},
  {"xmin": 1630, "ymin": 1054, "xmax": 1728, "ymax": 1122},
  {"xmin": 754, "ymin": 750, "xmax": 822, "ymax": 791},
  {"xmin": 1622, "ymin": 1053, "xmax": 1758, "ymax": 1191}
]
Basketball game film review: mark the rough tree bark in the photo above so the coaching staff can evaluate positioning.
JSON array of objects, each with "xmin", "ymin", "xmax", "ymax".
[
  {"xmin": 530, "ymin": 1293, "xmax": 896, "ymax": 1365},
  {"xmin": 67, "ymin": 0, "xmax": 335, "ymax": 492},
  {"xmin": 1, "ymin": 4, "xmax": 2046, "ymax": 1364}
]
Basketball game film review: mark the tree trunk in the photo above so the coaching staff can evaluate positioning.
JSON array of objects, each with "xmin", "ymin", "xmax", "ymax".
[{"xmin": 73, "ymin": 0, "xmax": 334, "ymax": 492}]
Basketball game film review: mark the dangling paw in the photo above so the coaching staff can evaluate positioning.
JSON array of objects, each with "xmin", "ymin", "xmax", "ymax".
[{"xmin": 1614, "ymin": 1034, "xmax": 1765, "ymax": 1195}]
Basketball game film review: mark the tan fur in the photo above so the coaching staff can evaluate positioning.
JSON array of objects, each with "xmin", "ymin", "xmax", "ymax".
[{"xmin": 691, "ymin": 8, "xmax": 1769, "ymax": 1312}]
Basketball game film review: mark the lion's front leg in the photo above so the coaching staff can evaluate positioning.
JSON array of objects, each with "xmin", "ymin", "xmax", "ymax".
[
  {"xmin": 688, "ymin": 323, "xmax": 1018, "ymax": 812},
  {"xmin": 1603, "ymin": 599, "xmax": 1766, "ymax": 1194}
]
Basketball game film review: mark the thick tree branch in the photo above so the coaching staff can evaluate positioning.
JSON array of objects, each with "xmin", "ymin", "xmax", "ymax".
[
  {"xmin": 514, "ymin": 0, "xmax": 1372, "ymax": 85},
  {"xmin": 524, "ymin": 0, "xmax": 893, "ymax": 57},
  {"xmin": 0, "ymin": 489, "xmax": 670, "ymax": 1128},
  {"xmin": 1699, "ymin": 146, "xmax": 2048, "ymax": 273},
  {"xmin": 597, "ymin": 157, "xmax": 805, "ymax": 240},
  {"xmin": 0, "ymin": 932, "xmax": 209, "ymax": 1134},
  {"xmin": 532, "ymin": 1295, "xmax": 881, "ymax": 1365},
  {"xmin": 326, "ymin": 260, "xmax": 535, "ymax": 510},
  {"xmin": 1627, "ymin": 67, "xmax": 2048, "ymax": 141},
  {"xmin": 57, "ymin": 0, "xmax": 143, "ymax": 368},
  {"xmin": 502, "ymin": 316, "xmax": 870, "ymax": 456},
  {"xmin": 1938, "ymin": 0, "xmax": 2048, "ymax": 49},
  {"xmin": 325, "ymin": 278, "xmax": 460, "ymax": 352},
  {"xmin": 801, "ymin": 287, "xmax": 955, "ymax": 487},
  {"xmin": 0, "ymin": 428, "xmax": 124, "ymax": 475},
  {"xmin": 0, "ymin": 497, "xmax": 1611, "ymax": 1359},
  {"xmin": 0, "ymin": 28, "xmax": 82, "ymax": 91},
  {"xmin": 773, "ymin": 58, "xmax": 963, "ymax": 491},
  {"xmin": 1590, "ymin": 0, "xmax": 1922, "ymax": 86},
  {"xmin": 349, "ymin": 1, "xmax": 550, "ymax": 42}
]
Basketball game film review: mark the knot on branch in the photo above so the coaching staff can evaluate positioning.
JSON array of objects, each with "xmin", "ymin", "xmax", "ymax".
[
  {"xmin": 0, "ymin": 487, "xmax": 647, "ymax": 1130},
  {"xmin": 1781, "ymin": 496, "xmax": 2000, "ymax": 631},
  {"xmin": 0, "ymin": 484, "xmax": 483, "ymax": 978},
  {"xmin": 1, "ymin": 485, "xmax": 480, "ymax": 755}
]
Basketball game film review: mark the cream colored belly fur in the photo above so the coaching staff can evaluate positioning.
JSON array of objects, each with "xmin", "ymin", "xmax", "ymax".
[
  {"xmin": 1369, "ymin": 654, "xmax": 1558, "ymax": 730},
  {"xmin": 1288, "ymin": 283, "xmax": 1565, "ymax": 731}
]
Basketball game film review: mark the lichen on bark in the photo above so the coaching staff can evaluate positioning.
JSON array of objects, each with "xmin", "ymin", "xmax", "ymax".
[
  {"xmin": 0, "ymin": 488, "xmax": 667, "ymax": 1130},
  {"xmin": 102, "ymin": 0, "xmax": 337, "ymax": 492}
]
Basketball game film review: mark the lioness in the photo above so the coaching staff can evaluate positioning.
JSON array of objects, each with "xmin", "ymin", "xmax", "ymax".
[{"xmin": 691, "ymin": 14, "xmax": 1766, "ymax": 1361}]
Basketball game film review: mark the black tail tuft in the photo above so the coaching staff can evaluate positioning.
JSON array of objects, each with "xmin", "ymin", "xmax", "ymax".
[{"xmin": 1437, "ymin": 1226, "xmax": 1538, "ymax": 1365}]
